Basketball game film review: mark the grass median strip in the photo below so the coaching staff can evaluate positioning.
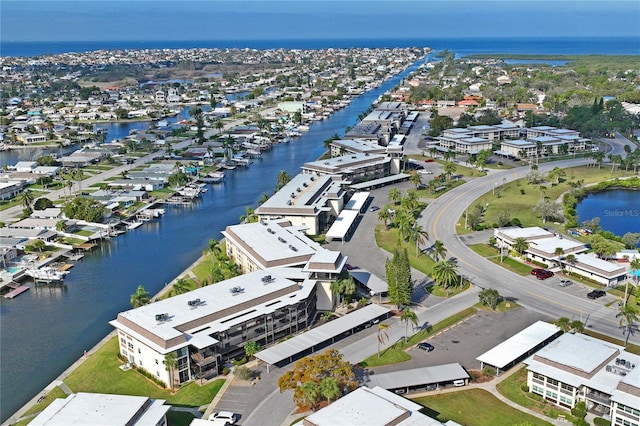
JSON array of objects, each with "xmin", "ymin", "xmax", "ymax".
[
  {"xmin": 469, "ymin": 243, "xmax": 533, "ymax": 276},
  {"xmin": 359, "ymin": 307, "xmax": 477, "ymax": 367}
]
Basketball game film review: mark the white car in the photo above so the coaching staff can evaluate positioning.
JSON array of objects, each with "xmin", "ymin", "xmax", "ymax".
[
  {"xmin": 209, "ymin": 411, "xmax": 237, "ymax": 425},
  {"xmin": 418, "ymin": 169, "xmax": 433, "ymax": 174}
]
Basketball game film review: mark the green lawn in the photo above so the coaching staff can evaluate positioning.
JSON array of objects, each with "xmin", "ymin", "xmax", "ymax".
[
  {"xmin": 413, "ymin": 388, "xmax": 553, "ymax": 426},
  {"xmin": 64, "ymin": 337, "xmax": 224, "ymax": 407},
  {"xmin": 21, "ymin": 386, "xmax": 67, "ymax": 417},
  {"xmin": 456, "ymin": 165, "xmax": 638, "ymax": 235},
  {"xmin": 73, "ymin": 229, "xmax": 95, "ymax": 237},
  {"xmin": 192, "ymin": 256, "xmax": 214, "ymax": 283},
  {"xmin": 496, "ymin": 366, "xmax": 580, "ymax": 421},
  {"xmin": 469, "ymin": 244, "xmax": 534, "ymax": 276}
]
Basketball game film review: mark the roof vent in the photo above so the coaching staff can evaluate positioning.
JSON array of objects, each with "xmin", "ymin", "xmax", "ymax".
[
  {"xmin": 287, "ymin": 200, "xmax": 292, "ymax": 205},
  {"xmin": 261, "ymin": 275, "xmax": 274, "ymax": 284},
  {"xmin": 303, "ymin": 182, "xmax": 308, "ymax": 187},
  {"xmin": 278, "ymin": 237, "xmax": 286, "ymax": 243},
  {"xmin": 187, "ymin": 298, "xmax": 201, "ymax": 308},
  {"xmin": 267, "ymin": 228, "xmax": 275, "ymax": 234},
  {"xmin": 289, "ymin": 245, "xmax": 298, "ymax": 252},
  {"xmin": 291, "ymin": 193, "xmax": 295, "ymax": 198},
  {"xmin": 155, "ymin": 313, "xmax": 169, "ymax": 322},
  {"xmin": 261, "ymin": 222, "xmax": 268, "ymax": 226},
  {"xmin": 296, "ymin": 187, "xmax": 301, "ymax": 192},
  {"xmin": 230, "ymin": 286, "xmax": 244, "ymax": 295},
  {"xmin": 310, "ymin": 176, "xmax": 315, "ymax": 181}
]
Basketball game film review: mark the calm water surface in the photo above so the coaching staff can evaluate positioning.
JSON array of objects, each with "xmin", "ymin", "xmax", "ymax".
[
  {"xmin": 0, "ymin": 60, "xmax": 421, "ymax": 422},
  {"xmin": 575, "ymin": 189, "xmax": 640, "ymax": 239}
]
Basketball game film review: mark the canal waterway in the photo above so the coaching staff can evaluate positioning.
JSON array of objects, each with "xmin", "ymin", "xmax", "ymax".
[
  {"xmin": 575, "ymin": 189, "xmax": 640, "ymax": 242},
  {"xmin": 0, "ymin": 59, "xmax": 423, "ymax": 422}
]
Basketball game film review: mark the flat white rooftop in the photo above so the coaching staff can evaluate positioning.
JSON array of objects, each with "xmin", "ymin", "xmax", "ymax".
[
  {"xmin": 29, "ymin": 393, "xmax": 169, "ymax": 426},
  {"xmin": 527, "ymin": 237, "xmax": 585, "ymax": 255},
  {"xmin": 344, "ymin": 191, "xmax": 370, "ymax": 211},
  {"xmin": 530, "ymin": 333, "xmax": 621, "ymax": 375},
  {"xmin": 113, "ymin": 270, "xmax": 303, "ymax": 343},
  {"xmin": 326, "ymin": 209, "xmax": 359, "ymax": 241},
  {"xmin": 223, "ymin": 220, "xmax": 318, "ymax": 265},
  {"xmin": 477, "ymin": 321, "xmax": 561, "ymax": 369},
  {"xmin": 495, "ymin": 226, "xmax": 554, "ymax": 241},
  {"xmin": 304, "ymin": 386, "xmax": 442, "ymax": 426},
  {"xmin": 575, "ymin": 253, "xmax": 627, "ymax": 274}
]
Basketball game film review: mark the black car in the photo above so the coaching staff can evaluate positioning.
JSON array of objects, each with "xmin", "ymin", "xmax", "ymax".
[
  {"xmin": 417, "ymin": 342, "xmax": 434, "ymax": 352},
  {"xmin": 587, "ymin": 290, "xmax": 606, "ymax": 299}
]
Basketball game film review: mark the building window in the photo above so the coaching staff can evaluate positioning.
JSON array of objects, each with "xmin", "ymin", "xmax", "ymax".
[
  {"xmin": 560, "ymin": 395, "xmax": 573, "ymax": 405},
  {"xmin": 127, "ymin": 342, "xmax": 134, "ymax": 350},
  {"xmin": 532, "ymin": 385, "xmax": 544, "ymax": 395},
  {"xmin": 547, "ymin": 378, "xmax": 559, "ymax": 387},
  {"xmin": 545, "ymin": 390, "xmax": 558, "ymax": 400}
]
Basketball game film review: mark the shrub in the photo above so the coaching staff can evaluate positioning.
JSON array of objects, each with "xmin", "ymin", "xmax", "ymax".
[
  {"xmin": 482, "ymin": 366, "xmax": 496, "ymax": 377},
  {"xmin": 235, "ymin": 366, "xmax": 252, "ymax": 381},
  {"xmin": 528, "ymin": 392, "xmax": 544, "ymax": 402},
  {"xmin": 133, "ymin": 365, "xmax": 167, "ymax": 388},
  {"xmin": 232, "ymin": 356, "xmax": 247, "ymax": 366},
  {"xmin": 520, "ymin": 189, "xmax": 526, "ymax": 195},
  {"xmin": 572, "ymin": 418, "xmax": 589, "ymax": 426},
  {"xmin": 571, "ymin": 401, "xmax": 587, "ymax": 419},
  {"xmin": 593, "ymin": 418, "xmax": 611, "ymax": 426},
  {"xmin": 520, "ymin": 384, "xmax": 529, "ymax": 392},
  {"xmin": 222, "ymin": 367, "xmax": 230, "ymax": 376}
]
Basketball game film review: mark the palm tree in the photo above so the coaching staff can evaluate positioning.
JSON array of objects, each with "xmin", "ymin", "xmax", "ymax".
[
  {"xmin": 616, "ymin": 305, "xmax": 639, "ymax": 345},
  {"xmin": 172, "ymin": 278, "xmax": 190, "ymax": 295},
  {"xmin": 430, "ymin": 240, "xmax": 447, "ymax": 262},
  {"xmin": 130, "ymin": 285, "xmax": 151, "ymax": 308},
  {"xmin": 275, "ymin": 170, "xmax": 291, "ymax": 191},
  {"xmin": 554, "ymin": 317, "xmax": 571, "ymax": 332},
  {"xmin": 240, "ymin": 206, "xmax": 258, "ymax": 223},
  {"xmin": 56, "ymin": 220, "xmax": 67, "ymax": 232},
  {"xmin": 411, "ymin": 223, "xmax": 430, "ymax": 256},
  {"xmin": 388, "ymin": 188, "xmax": 402, "ymax": 205},
  {"xmin": 377, "ymin": 323, "xmax": 389, "ymax": 358},
  {"xmin": 378, "ymin": 207, "xmax": 392, "ymax": 229},
  {"xmin": 215, "ymin": 119, "xmax": 224, "ymax": 135},
  {"xmin": 19, "ymin": 189, "xmax": 34, "ymax": 213},
  {"xmin": 319, "ymin": 377, "xmax": 340, "ymax": 404},
  {"xmin": 564, "ymin": 253, "xmax": 576, "ymax": 272},
  {"xmin": 409, "ymin": 171, "xmax": 422, "ymax": 189},
  {"xmin": 512, "ymin": 237, "xmax": 529, "ymax": 258},
  {"xmin": 208, "ymin": 238, "xmax": 222, "ymax": 260},
  {"xmin": 631, "ymin": 258, "xmax": 640, "ymax": 288},
  {"xmin": 400, "ymin": 307, "xmax": 418, "ymax": 342},
  {"xmin": 164, "ymin": 352, "xmax": 178, "ymax": 392},
  {"xmin": 443, "ymin": 161, "xmax": 457, "ymax": 181},
  {"xmin": 431, "ymin": 259, "xmax": 459, "ymax": 289}
]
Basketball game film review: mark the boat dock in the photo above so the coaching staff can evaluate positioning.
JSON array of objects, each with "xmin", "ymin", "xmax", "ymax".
[{"xmin": 3, "ymin": 283, "xmax": 30, "ymax": 299}]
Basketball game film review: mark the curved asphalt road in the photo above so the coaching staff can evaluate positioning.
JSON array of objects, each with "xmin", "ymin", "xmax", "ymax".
[{"xmin": 419, "ymin": 158, "xmax": 639, "ymax": 344}]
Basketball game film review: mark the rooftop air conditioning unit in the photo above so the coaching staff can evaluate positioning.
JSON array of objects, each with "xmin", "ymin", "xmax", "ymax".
[{"xmin": 296, "ymin": 188, "xmax": 301, "ymax": 192}]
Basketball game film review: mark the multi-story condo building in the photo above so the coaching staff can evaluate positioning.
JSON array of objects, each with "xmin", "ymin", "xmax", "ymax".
[
  {"xmin": 110, "ymin": 268, "xmax": 321, "ymax": 387},
  {"xmin": 525, "ymin": 333, "xmax": 639, "ymax": 425}
]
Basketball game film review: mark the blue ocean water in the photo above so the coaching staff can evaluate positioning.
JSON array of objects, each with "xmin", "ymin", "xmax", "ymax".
[{"xmin": 2, "ymin": 37, "xmax": 639, "ymax": 57}]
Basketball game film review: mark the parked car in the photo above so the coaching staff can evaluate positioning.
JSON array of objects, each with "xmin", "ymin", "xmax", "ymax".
[
  {"xmin": 369, "ymin": 205, "xmax": 380, "ymax": 212},
  {"xmin": 587, "ymin": 289, "xmax": 606, "ymax": 299},
  {"xmin": 559, "ymin": 279, "xmax": 573, "ymax": 287},
  {"xmin": 536, "ymin": 270, "xmax": 554, "ymax": 280},
  {"xmin": 209, "ymin": 411, "xmax": 237, "ymax": 425},
  {"xmin": 453, "ymin": 380, "xmax": 466, "ymax": 387},
  {"xmin": 418, "ymin": 169, "xmax": 433, "ymax": 174},
  {"xmin": 417, "ymin": 342, "xmax": 434, "ymax": 352}
]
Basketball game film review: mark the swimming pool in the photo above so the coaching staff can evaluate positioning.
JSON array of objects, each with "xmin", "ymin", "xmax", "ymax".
[{"xmin": 5, "ymin": 267, "xmax": 21, "ymax": 274}]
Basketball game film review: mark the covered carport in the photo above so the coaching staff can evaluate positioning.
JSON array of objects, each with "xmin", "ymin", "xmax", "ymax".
[
  {"xmin": 476, "ymin": 320, "xmax": 562, "ymax": 375},
  {"xmin": 365, "ymin": 363, "xmax": 470, "ymax": 394},
  {"xmin": 349, "ymin": 269, "xmax": 387, "ymax": 301},
  {"xmin": 344, "ymin": 191, "xmax": 370, "ymax": 213},
  {"xmin": 255, "ymin": 304, "xmax": 391, "ymax": 372},
  {"xmin": 349, "ymin": 173, "xmax": 410, "ymax": 191},
  {"xmin": 325, "ymin": 209, "xmax": 359, "ymax": 243}
]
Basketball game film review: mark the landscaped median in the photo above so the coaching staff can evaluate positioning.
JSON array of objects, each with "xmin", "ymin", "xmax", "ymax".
[
  {"xmin": 359, "ymin": 307, "xmax": 478, "ymax": 368},
  {"xmin": 469, "ymin": 243, "xmax": 534, "ymax": 276}
]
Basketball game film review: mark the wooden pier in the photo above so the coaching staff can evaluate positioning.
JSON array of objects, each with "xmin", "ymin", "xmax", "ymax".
[{"xmin": 3, "ymin": 283, "xmax": 30, "ymax": 299}]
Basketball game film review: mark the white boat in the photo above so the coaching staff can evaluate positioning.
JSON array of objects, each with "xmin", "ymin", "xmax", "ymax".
[
  {"xmin": 25, "ymin": 267, "xmax": 66, "ymax": 283},
  {"xmin": 127, "ymin": 221, "xmax": 143, "ymax": 230},
  {"xmin": 198, "ymin": 171, "xmax": 225, "ymax": 184}
]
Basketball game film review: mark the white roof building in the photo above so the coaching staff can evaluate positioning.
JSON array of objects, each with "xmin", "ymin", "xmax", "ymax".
[
  {"xmin": 524, "ymin": 333, "xmax": 640, "ymax": 421},
  {"xmin": 570, "ymin": 254, "xmax": 628, "ymax": 286},
  {"xmin": 303, "ymin": 386, "xmax": 446, "ymax": 426},
  {"xmin": 29, "ymin": 392, "xmax": 169, "ymax": 426}
]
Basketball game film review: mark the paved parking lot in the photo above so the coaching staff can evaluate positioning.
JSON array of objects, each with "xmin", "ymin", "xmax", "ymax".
[{"xmin": 371, "ymin": 306, "xmax": 551, "ymax": 375}]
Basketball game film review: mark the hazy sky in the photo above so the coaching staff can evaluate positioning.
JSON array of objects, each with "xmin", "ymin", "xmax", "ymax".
[{"xmin": 2, "ymin": 0, "xmax": 639, "ymax": 42}]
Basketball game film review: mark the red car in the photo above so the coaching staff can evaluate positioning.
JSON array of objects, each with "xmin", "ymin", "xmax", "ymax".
[{"xmin": 531, "ymin": 269, "xmax": 553, "ymax": 280}]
